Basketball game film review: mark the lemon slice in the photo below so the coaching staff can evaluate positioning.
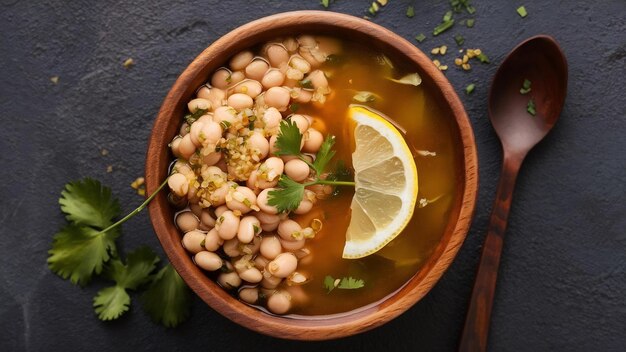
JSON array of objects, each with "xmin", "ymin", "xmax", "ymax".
[{"xmin": 342, "ymin": 106, "xmax": 418, "ymax": 259}]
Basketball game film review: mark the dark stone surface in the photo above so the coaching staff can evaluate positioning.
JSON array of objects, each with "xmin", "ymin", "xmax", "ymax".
[{"xmin": 1, "ymin": 0, "xmax": 624, "ymax": 351}]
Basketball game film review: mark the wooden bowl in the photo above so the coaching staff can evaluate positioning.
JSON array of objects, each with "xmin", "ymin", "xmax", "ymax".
[{"xmin": 146, "ymin": 10, "xmax": 478, "ymax": 340}]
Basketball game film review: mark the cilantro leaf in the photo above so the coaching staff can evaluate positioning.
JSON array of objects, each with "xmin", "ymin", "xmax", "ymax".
[
  {"xmin": 312, "ymin": 135, "xmax": 336, "ymax": 176},
  {"xmin": 184, "ymin": 108, "xmax": 208, "ymax": 125},
  {"xmin": 47, "ymin": 224, "xmax": 119, "ymax": 286},
  {"xmin": 105, "ymin": 246, "xmax": 160, "ymax": 290},
  {"xmin": 141, "ymin": 264, "xmax": 191, "ymax": 328},
  {"xmin": 267, "ymin": 175, "xmax": 305, "ymax": 213},
  {"xmin": 59, "ymin": 178, "xmax": 121, "ymax": 228},
  {"xmin": 93, "ymin": 247, "xmax": 159, "ymax": 321},
  {"xmin": 324, "ymin": 275, "xmax": 336, "ymax": 293},
  {"xmin": 338, "ymin": 277, "xmax": 365, "ymax": 289},
  {"xmin": 274, "ymin": 120, "xmax": 303, "ymax": 156},
  {"xmin": 93, "ymin": 286, "xmax": 130, "ymax": 321}
]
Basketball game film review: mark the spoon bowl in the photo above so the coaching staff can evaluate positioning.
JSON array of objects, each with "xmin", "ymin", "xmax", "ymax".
[
  {"xmin": 460, "ymin": 35, "xmax": 568, "ymax": 351},
  {"xmin": 489, "ymin": 35, "xmax": 568, "ymax": 155}
]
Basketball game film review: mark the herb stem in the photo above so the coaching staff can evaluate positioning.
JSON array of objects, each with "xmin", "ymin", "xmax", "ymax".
[
  {"xmin": 96, "ymin": 177, "xmax": 169, "ymax": 235},
  {"xmin": 306, "ymin": 179, "xmax": 356, "ymax": 187}
]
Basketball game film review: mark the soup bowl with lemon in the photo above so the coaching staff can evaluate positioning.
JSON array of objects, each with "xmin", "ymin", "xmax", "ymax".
[{"xmin": 146, "ymin": 11, "xmax": 478, "ymax": 340}]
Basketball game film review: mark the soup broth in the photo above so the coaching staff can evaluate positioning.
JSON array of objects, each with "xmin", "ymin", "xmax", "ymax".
[{"xmin": 284, "ymin": 41, "xmax": 458, "ymax": 316}]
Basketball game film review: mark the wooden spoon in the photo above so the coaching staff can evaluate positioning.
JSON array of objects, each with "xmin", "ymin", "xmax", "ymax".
[{"xmin": 459, "ymin": 35, "xmax": 568, "ymax": 352}]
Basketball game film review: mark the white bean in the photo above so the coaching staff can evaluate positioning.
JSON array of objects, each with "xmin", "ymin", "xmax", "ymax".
[
  {"xmin": 267, "ymin": 290, "xmax": 292, "ymax": 314},
  {"xmin": 190, "ymin": 203, "xmax": 203, "ymax": 217},
  {"xmin": 176, "ymin": 211, "xmax": 199, "ymax": 233},
  {"xmin": 284, "ymin": 159, "xmax": 310, "ymax": 182},
  {"xmin": 229, "ymin": 79, "xmax": 263, "ymax": 98},
  {"xmin": 239, "ymin": 287, "xmax": 259, "ymax": 304},
  {"xmin": 187, "ymin": 98, "xmax": 211, "ymax": 113},
  {"xmin": 294, "ymin": 198, "xmax": 313, "ymax": 215},
  {"xmin": 254, "ymin": 255, "xmax": 270, "ymax": 271},
  {"xmin": 226, "ymin": 186, "xmax": 257, "ymax": 214},
  {"xmin": 262, "ymin": 107, "xmax": 282, "ymax": 132},
  {"xmin": 264, "ymin": 87, "xmax": 290, "ymax": 111},
  {"xmin": 260, "ymin": 273, "xmax": 282, "ymax": 289},
  {"xmin": 223, "ymin": 238, "xmax": 242, "ymax": 257},
  {"xmin": 283, "ymin": 37, "xmax": 298, "ymax": 53},
  {"xmin": 195, "ymin": 251, "xmax": 224, "ymax": 271},
  {"xmin": 289, "ymin": 114, "xmax": 310, "ymax": 134},
  {"xmin": 230, "ymin": 71, "xmax": 246, "ymax": 85},
  {"xmin": 257, "ymin": 188, "xmax": 279, "ymax": 214},
  {"xmin": 214, "ymin": 204, "xmax": 229, "ymax": 217},
  {"xmin": 248, "ymin": 132, "xmax": 269, "ymax": 159},
  {"xmin": 261, "ymin": 69, "xmax": 285, "ymax": 89},
  {"xmin": 260, "ymin": 235, "xmax": 282, "ymax": 260},
  {"xmin": 178, "ymin": 134, "xmax": 196, "ymax": 160},
  {"xmin": 213, "ymin": 106, "xmax": 237, "ymax": 126},
  {"xmin": 227, "ymin": 93, "xmax": 254, "ymax": 111},
  {"xmin": 199, "ymin": 121, "xmax": 223, "ymax": 146},
  {"xmin": 266, "ymin": 43, "xmax": 290, "ymax": 67},
  {"xmin": 239, "ymin": 267, "xmax": 263, "ymax": 283},
  {"xmin": 204, "ymin": 228, "xmax": 223, "ymax": 251},
  {"xmin": 170, "ymin": 136, "xmax": 182, "ymax": 158},
  {"xmin": 179, "ymin": 122, "xmax": 190, "ymax": 136},
  {"xmin": 237, "ymin": 216, "xmax": 261, "ymax": 244},
  {"xmin": 255, "ymin": 211, "xmax": 281, "ymax": 231},
  {"xmin": 168, "ymin": 173, "xmax": 189, "ymax": 197},
  {"xmin": 291, "ymin": 88, "xmax": 313, "ymax": 104},
  {"xmin": 190, "ymin": 121, "xmax": 205, "ymax": 147},
  {"xmin": 182, "ymin": 230, "xmax": 206, "ymax": 254},
  {"xmin": 217, "ymin": 271, "xmax": 241, "ymax": 290},
  {"xmin": 211, "ymin": 68, "xmax": 232, "ymax": 89},
  {"xmin": 230, "ymin": 51, "xmax": 254, "ymax": 71},
  {"xmin": 267, "ymin": 253, "xmax": 298, "ymax": 278},
  {"xmin": 202, "ymin": 151, "xmax": 222, "ymax": 166},
  {"xmin": 245, "ymin": 58, "xmax": 270, "ymax": 81},
  {"xmin": 216, "ymin": 210, "xmax": 240, "ymax": 240},
  {"xmin": 302, "ymin": 128, "xmax": 324, "ymax": 153},
  {"xmin": 279, "ymin": 237, "xmax": 306, "ymax": 251}
]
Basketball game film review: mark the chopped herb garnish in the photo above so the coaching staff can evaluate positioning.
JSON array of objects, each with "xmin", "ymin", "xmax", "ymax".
[
  {"xmin": 455, "ymin": 34, "xmax": 465, "ymax": 46},
  {"xmin": 406, "ymin": 5, "xmax": 415, "ymax": 18},
  {"xmin": 517, "ymin": 6, "xmax": 528, "ymax": 18},
  {"xmin": 466, "ymin": 18, "xmax": 475, "ymax": 27},
  {"xmin": 433, "ymin": 18, "xmax": 455, "ymax": 36},
  {"xmin": 476, "ymin": 52, "xmax": 490, "ymax": 63},
  {"xmin": 289, "ymin": 103, "xmax": 300, "ymax": 113},
  {"xmin": 353, "ymin": 91, "xmax": 377, "ymax": 103},
  {"xmin": 324, "ymin": 275, "xmax": 365, "ymax": 293},
  {"xmin": 320, "ymin": 0, "xmax": 330, "ymax": 8},
  {"xmin": 415, "ymin": 33, "xmax": 427, "ymax": 43},
  {"xmin": 220, "ymin": 120, "xmax": 231, "ymax": 130},
  {"xmin": 184, "ymin": 108, "xmax": 207, "ymax": 125},
  {"xmin": 299, "ymin": 78, "xmax": 313, "ymax": 89},
  {"xmin": 465, "ymin": 83, "xmax": 475, "ymax": 95},
  {"xmin": 527, "ymin": 99, "xmax": 536, "ymax": 116},
  {"xmin": 443, "ymin": 11, "xmax": 453, "ymax": 22},
  {"xmin": 520, "ymin": 79, "xmax": 532, "ymax": 94}
]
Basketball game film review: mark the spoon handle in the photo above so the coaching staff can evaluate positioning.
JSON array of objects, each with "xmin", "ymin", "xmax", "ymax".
[{"xmin": 459, "ymin": 154, "xmax": 523, "ymax": 352}]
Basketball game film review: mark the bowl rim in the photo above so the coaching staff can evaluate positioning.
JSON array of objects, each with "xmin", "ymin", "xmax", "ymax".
[{"xmin": 146, "ymin": 10, "xmax": 478, "ymax": 340}]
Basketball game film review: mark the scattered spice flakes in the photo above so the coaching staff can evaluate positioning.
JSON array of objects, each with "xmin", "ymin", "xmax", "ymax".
[
  {"xmin": 431, "ymin": 45, "xmax": 448, "ymax": 55},
  {"xmin": 101, "ymin": 149, "xmax": 109, "ymax": 156},
  {"xmin": 527, "ymin": 99, "xmax": 536, "ymax": 116},
  {"xmin": 406, "ymin": 5, "xmax": 415, "ymax": 18},
  {"xmin": 415, "ymin": 33, "xmax": 426, "ymax": 43},
  {"xmin": 432, "ymin": 59, "xmax": 448, "ymax": 71},
  {"xmin": 130, "ymin": 177, "xmax": 145, "ymax": 190},
  {"xmin": 520, "ymin": 79, "xmax": 532, "ymax": 94},
  {"xmin": 517, "ymin": 6, "xmax": 528, "ymax": 18},
  {"xmin": 465, "ymin": 83, "xmax": 476, "ymax": 94},
  {"xmin": 50, "ymin": 76, "xmax": 60, "ymax": 84},
  {"xmin": 106, "ymin": 165, "xmax": 113, "ymax": 173},
  {"xmin": 123, "ymin": 58, "xmax": 134, "ymax": 68},
  {"xmin": 137, "ymin": 188, "xmax": 146, "ymax": 196}
]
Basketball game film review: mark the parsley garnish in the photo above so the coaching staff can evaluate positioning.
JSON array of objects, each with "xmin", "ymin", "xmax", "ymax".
[
  {"xmin": 517, "ymin": 6, "xmax": 528, "ymax": 18},
  {"xmin": 141, "ymin": 264, "xmax": 191, "ymax": 327},
  {"xmin": 93, "ymin": 246, "xmax": 159, "ymax": 320},
  {"xmin": 267, "ymin": 122, "xmax": 355, "ymax": 212},
  {"xmin": 406, "ymin": 5, "xmax": 415, "ymax": 18},
  {"xmin": 48, "ymin": 177, "xmax": 191, "ymax": 327},
  {"xmin": 415, "ymin": 33, "xmax": 426, "ymax": 43},
  {"xmin": 465, "ymin": 83, "xmax": 476, "ymax": 95},
  {"xmin": 184, "ymin": 108, "xmax": 207, "ymax": 125},
  {"xmin": 527, "ymin": 99, "xmax": 536, "ymax": 116},
  {"xmin": 324, "ymin": 275, "xmax": 365, "ymax": 293},
  {"xmin": 520, "ymin": 79, "xmax": 532, "ymax": 94}
]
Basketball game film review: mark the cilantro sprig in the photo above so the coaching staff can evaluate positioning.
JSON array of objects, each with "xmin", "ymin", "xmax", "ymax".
[
  {"xmin": 48, "ymin": 177, "xmax": 191, "ymax": 327},
  {"xmin": 268, "ymin": 121, "xmax": 355, "ymax": 213}
]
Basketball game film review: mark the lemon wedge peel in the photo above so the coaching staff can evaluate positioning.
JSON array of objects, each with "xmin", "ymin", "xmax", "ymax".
[{"xmin": 342, "ymin": 106, "xmax": 419, "ymax": 259}]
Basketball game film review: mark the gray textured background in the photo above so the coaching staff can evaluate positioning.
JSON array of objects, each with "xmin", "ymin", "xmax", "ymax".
[{"xmin": 1, "ymin": 0, "xmax": 625, "ymax": 351}]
